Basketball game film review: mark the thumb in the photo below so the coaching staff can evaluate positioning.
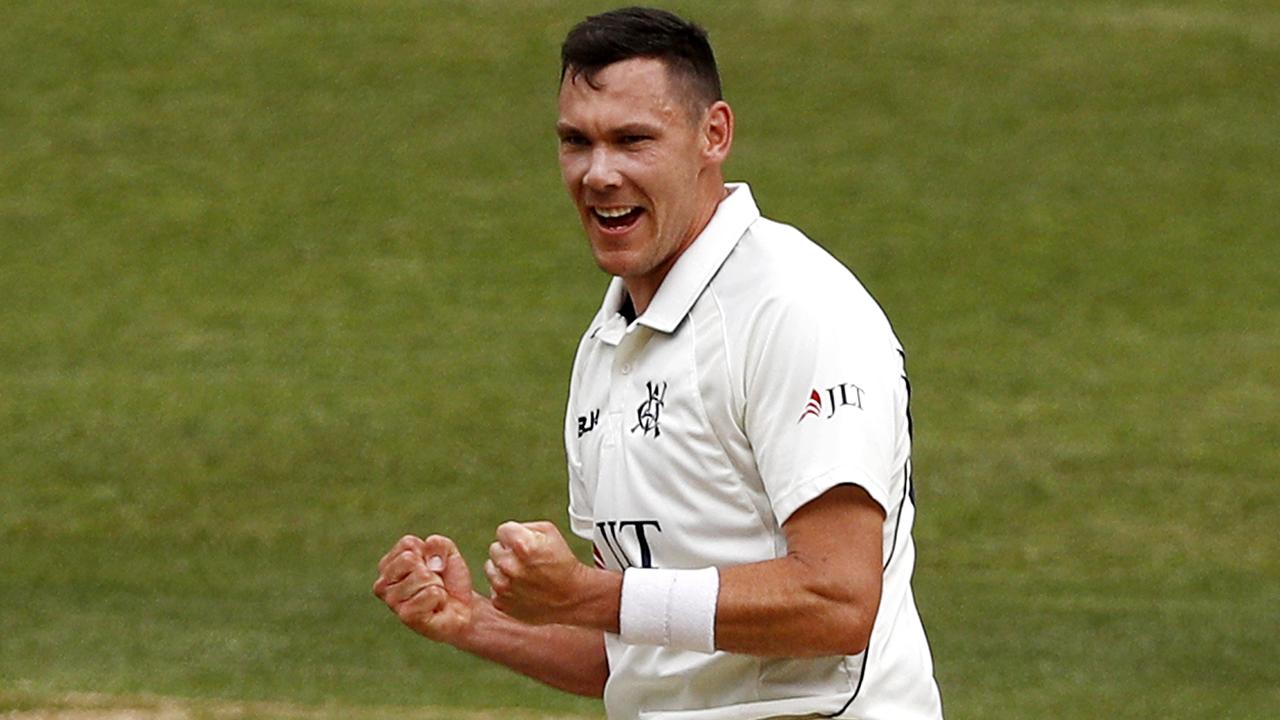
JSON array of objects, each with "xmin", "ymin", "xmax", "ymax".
[{"xmin": 423, "ymin": 534, "xmax": 472, "ymax": 596}]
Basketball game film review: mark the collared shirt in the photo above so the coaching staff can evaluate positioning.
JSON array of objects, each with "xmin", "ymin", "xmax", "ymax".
[{"xmin": 564, "ymin": 183, "xmax": 943, "ymax": 720}]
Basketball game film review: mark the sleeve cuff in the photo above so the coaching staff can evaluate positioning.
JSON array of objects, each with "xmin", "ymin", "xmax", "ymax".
[
  {"xmin": 568, "ymin": 505, "xmax": 594, "ymax": 541},
  {"xmin": 770, "ymin": 465, "xmax": 892, "ymax": 528}
]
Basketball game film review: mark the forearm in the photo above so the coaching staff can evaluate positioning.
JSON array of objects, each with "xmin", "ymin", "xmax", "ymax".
[
  {"xmin": 600, "ymin": 555, "xmax": 876, "ymax": 658},
  {"xmin": 594, "ymin": 485, "xmax": 883, "ymax": 658},
  {"xmin": 487, "ymin": 488, "xmax": 882, "ymax": 660},
  {"xmin": 455, "ymin": 593, "xmax": 610, "ymax": 697},
  {"xmin": 712, "ymin": 556, "xmax": 879, "ymax": 657}
]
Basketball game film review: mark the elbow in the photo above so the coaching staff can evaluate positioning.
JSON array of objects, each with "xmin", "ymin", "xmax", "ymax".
[
  {"xmin": 566, "ymin": 657, "xmax": 608, "ymax": 698},
  {"xmin": 566, "ymin": 679, "xmax": 606, "ymax": 699},
  {"xmin": 843, "ymin": 607, "xmax": 875, "ymax": 656},
  {"xmin": 803, "ymin": 577, "xmax": 879, "ymax": 656},
  {"xmin": 583, "ymin": 672, "xmax": 607, "ymax": 699},
  {"xmin": 822, "ymin": 602, "xmax": 875, "ymax": 656}
]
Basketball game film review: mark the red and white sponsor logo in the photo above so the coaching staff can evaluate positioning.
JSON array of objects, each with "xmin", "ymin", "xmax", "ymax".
[
  {"xmin": 798, "ymin": 383, "xmax": 865, "ymax": 423},
  {"xmin": 798, "ymin": 389, "xmax": 824, "ymax": 422}
]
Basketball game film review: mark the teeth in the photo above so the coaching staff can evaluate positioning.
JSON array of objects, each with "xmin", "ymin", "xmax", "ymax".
[{"xmin": 595, "ymin": 206, "xmax": 636, "ymax": 219}]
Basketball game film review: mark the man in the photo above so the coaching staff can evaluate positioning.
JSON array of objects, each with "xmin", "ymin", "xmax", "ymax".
[{"xmin": 374, "ymin": 7, "xmax": 943, "ymax": 719}]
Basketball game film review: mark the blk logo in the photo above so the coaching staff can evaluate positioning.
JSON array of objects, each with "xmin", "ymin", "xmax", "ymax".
[
  {"xmin": 577, "ymin": 409, "xmax": 600, "ymax": 438},
  {"xmin": 631, "ymin": 381, "xmax": 667, "ymax": 438},
  {"xmin": 594, "ymin": 519, "xmax": 662, "ymax": 569},
  {"xmin": 798, "ymin": 383, "xmax": 865, "ymax": 422}
]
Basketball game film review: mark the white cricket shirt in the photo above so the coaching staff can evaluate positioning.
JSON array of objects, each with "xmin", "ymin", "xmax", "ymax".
[{"xmin": 564, "ymin": 184, "xmax": 943, "ymax": 720}]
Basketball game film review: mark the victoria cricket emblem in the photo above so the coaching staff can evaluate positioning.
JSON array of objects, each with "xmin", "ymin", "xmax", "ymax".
[{"xmin": 631, "ymin": 381, "xmax": 667, "ymax": 438}]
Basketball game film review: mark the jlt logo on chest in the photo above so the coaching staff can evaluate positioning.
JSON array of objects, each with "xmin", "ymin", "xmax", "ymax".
[{"xmin": 595, "ymin": 519, "xmax": 662, "ymax": 569}]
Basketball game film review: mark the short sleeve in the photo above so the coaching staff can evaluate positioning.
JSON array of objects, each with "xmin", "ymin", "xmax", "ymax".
[
  {"xmin": 743, "ymin": 289, "xmax": 903, "ymax": 527},
  {"xmin": 566, "ymin": 458, "xmax": 593, "ymax": 541},
  {"xmin": 564, "ymin": 341, "xmax": 595, "ymax": 542}
]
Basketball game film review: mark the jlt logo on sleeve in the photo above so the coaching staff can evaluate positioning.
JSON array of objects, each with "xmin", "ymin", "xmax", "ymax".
[{"xmin": 798, "ymin": 382, "xmax": 865, "ymax": 422}]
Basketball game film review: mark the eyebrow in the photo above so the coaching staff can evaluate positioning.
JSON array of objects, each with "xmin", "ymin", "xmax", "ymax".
[
  {"xmin": 555, "ymin": 121, "xmax": 664, "ymax": 139},
  {"xmin": 611, "ymin": 123, "xmax": 662, "ymax": 137}
]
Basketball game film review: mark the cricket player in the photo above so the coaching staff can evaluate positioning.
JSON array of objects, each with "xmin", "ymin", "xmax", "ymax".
[{"xmin": 374, "ymin": 7, "xmax": 943, "ymax": 718}]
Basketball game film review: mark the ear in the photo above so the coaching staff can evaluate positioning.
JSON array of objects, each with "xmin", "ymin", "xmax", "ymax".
[{"xmin": 700, "ymin": 100, "xmax": 734, "ymax": 165}]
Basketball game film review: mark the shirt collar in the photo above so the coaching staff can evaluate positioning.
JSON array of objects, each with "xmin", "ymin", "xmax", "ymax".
[{"xmin": 591, "ymin": 183, "xmax": 760, "ymax": 344}]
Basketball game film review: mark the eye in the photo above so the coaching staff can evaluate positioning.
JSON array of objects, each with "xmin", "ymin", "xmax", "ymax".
[
  {"xmin": 621, "ymin": 134, "xmax": 651, "ymax": 145},
  {"xmin": 559, "ymin": 133, "xmax": 589, "ymax": 148}
]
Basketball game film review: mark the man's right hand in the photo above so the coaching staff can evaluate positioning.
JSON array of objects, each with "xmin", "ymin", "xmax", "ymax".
[{"xmin": 373, "ymin": 534, "xmax": 475, "ymax": 645}]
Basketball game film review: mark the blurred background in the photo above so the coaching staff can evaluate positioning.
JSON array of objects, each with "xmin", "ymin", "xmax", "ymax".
[{"xmin": 2, "ymin": 1, "xmax": 1277, "ymax": 718}]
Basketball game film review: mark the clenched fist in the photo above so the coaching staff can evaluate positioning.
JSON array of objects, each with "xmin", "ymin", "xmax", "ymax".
[
  {"xmin": 373, "ymin": 534, "xmax": 475, "ymax": 645},
  {"xmin": 485, "ymin": 521, "xmax": 605, "ymax": 626}
]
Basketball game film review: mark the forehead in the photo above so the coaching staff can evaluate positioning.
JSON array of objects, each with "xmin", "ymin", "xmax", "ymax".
[{"xmin": 557, "ymin": 57, "xmax": 685, "ymax": 127}]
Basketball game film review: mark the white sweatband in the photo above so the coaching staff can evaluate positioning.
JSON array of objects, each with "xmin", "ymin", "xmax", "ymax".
[{"xmin": 619, "ymin": 567, "xmax": 720, "ymax": 653}]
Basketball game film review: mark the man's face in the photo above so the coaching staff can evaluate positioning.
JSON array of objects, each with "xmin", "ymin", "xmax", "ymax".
[{"xmin": 556, "ymin": 58, "xmax": 714, "ymax": 288}]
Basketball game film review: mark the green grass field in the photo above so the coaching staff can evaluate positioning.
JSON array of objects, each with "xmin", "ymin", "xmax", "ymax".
[{"xmin": 2, "ymin": 1, "xmax": 1277, "ymax": 717}]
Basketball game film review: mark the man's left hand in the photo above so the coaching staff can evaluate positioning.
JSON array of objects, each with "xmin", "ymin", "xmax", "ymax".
[{"xmin": 485, "ymin": 520, "xmax": 595, "ymax": 625}]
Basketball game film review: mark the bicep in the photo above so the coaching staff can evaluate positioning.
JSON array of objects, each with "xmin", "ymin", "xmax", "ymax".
[{"xmin": 782, "ymin": 484, "xmax": 885, "ymax": 606}]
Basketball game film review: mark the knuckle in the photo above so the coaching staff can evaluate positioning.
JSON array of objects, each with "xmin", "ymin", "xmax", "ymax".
[
  {"xmin": 408, "ymin": 586, "xmax": 442, "ymax": 610},
  {"xmin": 483, "ymin": 561, "xmax": 499, "ymax": 581},
  {"xmin": 385, "ymin": 584, "xmax": 407, "ymax": 604},
  {"xmin": 495, "ymin": 555, "xmax": 519, "ymax": 576},
  {"xmin": 395, "ymin": 603, "xmax": 417, "ymax": 623}
]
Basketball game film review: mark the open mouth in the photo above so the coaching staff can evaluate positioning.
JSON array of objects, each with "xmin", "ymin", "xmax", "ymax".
[{"xmin": 592, "ymin": 206, "xmax": 644, "ymax": 232}]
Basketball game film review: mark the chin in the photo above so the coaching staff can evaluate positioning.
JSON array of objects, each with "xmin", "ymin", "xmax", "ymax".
[
  {"xmin": 590, "ymin": 247, "xmax": 645, "ymax": 279},
  {"xmin": 591, "ymin": 253, "xmax": 630, "ymax": 278}
]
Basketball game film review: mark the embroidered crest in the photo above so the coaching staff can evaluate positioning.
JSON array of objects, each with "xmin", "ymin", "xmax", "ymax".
[{"xmin": 631, "ymin": 381, "xmax": 667, "ymax": 437}]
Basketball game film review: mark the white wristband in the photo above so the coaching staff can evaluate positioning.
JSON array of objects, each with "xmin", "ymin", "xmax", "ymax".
[{"xmin": 619, "ymin": 567, "xmax": 719, "ymax": 653}]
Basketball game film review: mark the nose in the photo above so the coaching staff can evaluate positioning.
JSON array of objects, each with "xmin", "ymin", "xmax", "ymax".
[{"xmin": 583, "ymin": 146, "xmax": 622, "ymax": 192}]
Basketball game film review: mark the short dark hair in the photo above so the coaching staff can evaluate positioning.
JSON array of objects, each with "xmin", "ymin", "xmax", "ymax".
[{"xmin": 560, "ymin": 7, "xmax": 722, "ymax": 116}]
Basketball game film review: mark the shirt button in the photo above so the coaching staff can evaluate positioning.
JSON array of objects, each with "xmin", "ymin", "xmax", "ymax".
[{"xmin": 621, "ymin": 363, "xmax": 632, "ymax": 374}]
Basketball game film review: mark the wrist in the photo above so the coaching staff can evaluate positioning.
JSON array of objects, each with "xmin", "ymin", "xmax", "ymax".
[
  {"xmin": 619, "ymin": 567, "xmax": 720, "ymax": 653},
  {"xmin": 567, "ymin": 565, "xmax": 623, "ymax": 632},
  {"xmin": 445, "ymin": 592, "xmax": 494, "ymax": 653}
]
